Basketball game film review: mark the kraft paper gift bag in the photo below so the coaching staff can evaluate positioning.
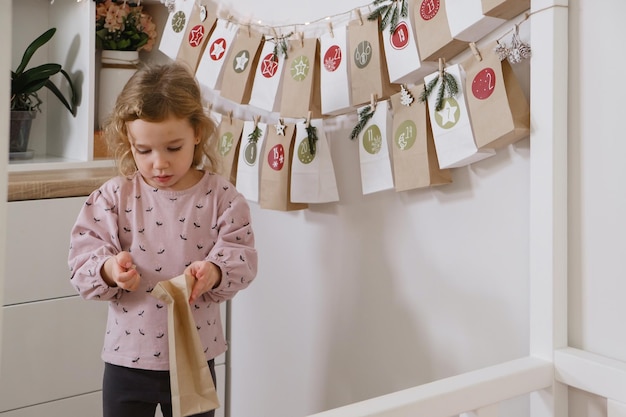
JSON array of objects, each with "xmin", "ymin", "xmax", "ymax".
[
  {"xmin": 248, "ymin": 38, "xmax": 286, "ymax": 112},
  {"xmin": 195, "ymin": 19, "xmax": 240, "ymax": 91},
  {"xmin": 390, "ymin": 85, "xmax": 451, "ymax": 191},
  {"xmin": 319, "ymin": 25, "xmax": 352, "ymax": 116},
  {"xmin": 413, "ymin": 0, "xmax": 466, "ymax": 62},
  {"xmin": 356, "ymin": 101, "xmax": 395, "ymax": 195},
  {"xmin": 462, "ymin": 42, "xmax": 530, "ymax": 149},
  {"xmin": 290, "ymin": 119, "xmax": 340, "ymax": 203},
  {"xmin": 215, "ymin": 115, "xmax": 245, "ymax": 184},
  {"xmin": 235, "ymin": 120, "xmax": 268, "ymax": 202},
  {"xmin": 259, "ymin": 122, "xmax": 308, "ymax": 211},
  {"xmin": 445, "ymin": 0, "xmax": 505, "ymax": 42},
  {"xmin": 347, "ymin": 17, "xmax": 398, "ymax": 107},
  {"xmin": 424, "ymin": 63, "xmax": 495, "ymax": 168},
  {"xmin": 279, "ymin": 37, "xmax": 322, "ymax": 119},
  {"xmin": 176, "ymin": 2, "xmax": 217, "ymax": 72},
  {"xmin": 151, "ymin": 275, "xmax": 220, "ymax": 417},
  {"xmin": 159, "ymin": 0, "xmax": 196, "ymax": 61},
  {"xmin": 482, "ymin": 0, "xmax": 530, "ymax": 19},
  {"xmin": 220, "ymin": 29, "xmax": 264, "ymax": 104},
  {"xmin": 381, "ymin": 15, "xmax": 436, "ymax": 85}
]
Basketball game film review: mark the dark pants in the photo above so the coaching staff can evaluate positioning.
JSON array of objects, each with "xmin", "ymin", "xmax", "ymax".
[{"xmin": 103, "ymin": 360, "xmax": 216, "ymax": 417}]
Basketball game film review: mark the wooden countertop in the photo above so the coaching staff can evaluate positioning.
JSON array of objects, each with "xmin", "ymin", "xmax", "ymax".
[{"xmin": 8, "ymin": 167, "xmax": 117, "ymax": 201}]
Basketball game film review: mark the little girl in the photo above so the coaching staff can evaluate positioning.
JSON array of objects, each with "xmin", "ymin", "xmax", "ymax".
[{"xmin": 68, "ymin": 62, "xmax": 258, "ymax": 417}]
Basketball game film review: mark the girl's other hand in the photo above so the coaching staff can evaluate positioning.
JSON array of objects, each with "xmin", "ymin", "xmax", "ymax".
[
  {"xmin": 102, "ymin": 251, "xmax": 140, "ymax": 291},
  {"xmin": 185, "ymin": 261, "xmax": 222, "ymax": 303}
]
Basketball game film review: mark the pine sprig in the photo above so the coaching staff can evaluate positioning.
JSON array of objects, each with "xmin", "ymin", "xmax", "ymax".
[
  {"xmin": 419, "ymin": 70, "xmax": 459, "ymax": 111},
  {"xmin": 248, "ymin": 125, "xmax": 262, "ymax": 144},
  {"xmin": 367, "ymin": 0, "xmax": 408, "ymax": 33},
  {"xmin": 270, "ymin": 31, "xmax": 293, "ymax": 60},
  {"xmin": 305, "ymin": 122, "xmax": 318, "ymax": 156},
  {"xmin": 350, "ymin": 105, "xmax": 375, "ymax": 140}
]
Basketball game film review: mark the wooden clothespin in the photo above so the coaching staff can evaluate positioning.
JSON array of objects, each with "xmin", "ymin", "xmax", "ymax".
[
  {"xmin": 370, "ymin": 93, "xmax": 377, "ymax": 109},
  {"xmin": 356, "ymin": 8, "xmax": 363, "ymax": 25},
  {"xmin": 469, "ymin": 42, "xmax": 482, "ymax": 61},
  {"xmin": 228, "ymin": 110, "xmax": 233, "ymax": 125},
  {"xmin": 438, "ymin": 57, "xmax": 445, "ymax": 79},
  {"xmin": 328, "ymin": 21, "xmax": 334, "ymax": 38}
]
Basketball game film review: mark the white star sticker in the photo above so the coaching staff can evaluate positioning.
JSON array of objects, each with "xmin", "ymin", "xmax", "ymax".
[
  {"xmin": 210, "ymin": 39, "xmax": 226, "ymax": 59},
  {"xmin": 293, "ymin": 57, "xmax": 308, "ymax": 77},
  {"xmin": 275, "ymin": 120, "xmax": 286, "ymax": 136},
  {"xmin": 437, "ymin": 100, "xmax": 459, "ymax": 126},
  {"xmin": 235, "ymin": 51, "xmax": 249, "ymax": 71}
]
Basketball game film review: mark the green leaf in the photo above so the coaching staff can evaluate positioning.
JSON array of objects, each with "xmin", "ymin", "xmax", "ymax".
[{"xmin": 15, "ymin": 28, "xmax": 56, "ymax": 75}]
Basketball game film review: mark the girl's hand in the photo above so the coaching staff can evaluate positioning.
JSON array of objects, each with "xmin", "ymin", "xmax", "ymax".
[
  {"xmin": 102, "ymin": 251, "xmax": 140, "ymax": 291},
  {"xmin": 185, "ymin": 261, "xmax": 222, "ymax": 303}
]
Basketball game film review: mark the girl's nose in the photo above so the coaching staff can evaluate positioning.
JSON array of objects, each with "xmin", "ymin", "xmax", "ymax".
[{"xmin": 153, "ymin": 153, "xmax": 169, "ymax": 169}]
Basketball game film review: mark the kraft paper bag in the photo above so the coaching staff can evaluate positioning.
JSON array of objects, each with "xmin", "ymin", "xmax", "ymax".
[
  {"xmin": 463, "ymin": 41, "xmax": 530, "ymax": 149},
  {"xmin": 151, "ymin": 275, "xmax": 220, "ymax": 417},
  {"xmin": 195, "ymin": 19, "xmax": 240, "ymax": 91},
  {"xmin": 482, "ymin": 0, "xmax": 530, "ymax": 19},
  {"xmin": 390, "ymin": 85, "xmax": 451, "ymax": 191},
  {"xmin": 414, "ymin": 0, "xmax": 466, "ymax": 62},
  {"xmin": 279, "ymin": 37, "xmax": 322, "ymax": 119},
  {"xmin": 159, "ymin": 0, "xmax": 196, "ymax": 61},
  {"xmin": 347, "ymin": 17, "xmax": 398, "ymax": 107},
  {"xmin": 424, "ymin": 64, "xmax": 495, "ymax": 168},
  {"xmin": 235, "ymin": 120, "xmax": 268, "ymax": 202},
  {"xmin": 445, "ymin": 0, "xmax": 505, "ymax": 42},
  {"xmin": 356, "ymin": 101, "xmax": 395, "ymax": 195},
  {"xmin": 176, "ymin": 2, "xmax": 217, "ymax": 72},
  {"xmin": 248, "ymin": 38, "xmax": 286, "ymax": 112},
  {"xmin": 215, "ymin": 115, "xmax": 245, "ymax": 184},
  {"xmin": 319, "ymin": 25, "xmax": 352, "ymax": 116},
  {"xmin": 220, "ymin": 29, "xmax": 264, "ymax": 104},
  {"xmin": 381, "ymin": 15, "xmax": 436, "ymax": 85},
  {"xmin": 259, "ymin": 122, "xmax": 308, "ymax": 211},
  {"xmin": 290, "ymin": 119, "xmax": 340, "ymax": 203}
]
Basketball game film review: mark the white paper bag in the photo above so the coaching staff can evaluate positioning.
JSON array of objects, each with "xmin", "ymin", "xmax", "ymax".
[
  {"xmin": 195, "ymin": 19, "xmax": 239, "ymax": 91},
  {"xmin": 290, "ymin": 119, "xmax": 340, "ymax": 203},
  {"xmin": 357, "ymin": 101, "xmax": 395, "ymax": 195},
  {"xmin": 319, "ymin": 26, "xmax": 352, "ymax": 116},
  {"xmin": 158, "ymin": 0, "xmax": 196, "ymax": 61},
  {"xmin": 445, "ymin": 0, "xmax": 505, "ymax": 42},
  {"xmin": 424, "ymin": 64, "xmax": 495, "ymax": 168},
  {"xmin": 381, "ymin": 16, "xmax": 436, "ymax": 84},
  {"xmin": 248, "ymin": 39, "xmax": 286, "ymax": 112},
  {"xmin": 235, "ymin": 121, "xmax": 267, "ymax": 202}
]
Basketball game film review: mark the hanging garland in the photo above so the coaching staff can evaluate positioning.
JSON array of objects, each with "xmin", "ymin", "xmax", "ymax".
[{"xmin": 419, "ymin": 60, "xmax": 459, "ymax": 111}]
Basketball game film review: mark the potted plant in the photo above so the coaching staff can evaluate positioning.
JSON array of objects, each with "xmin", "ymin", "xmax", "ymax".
[{"xmin": 10, "ymin": 27, "xmax": 78, "ymax": 155}]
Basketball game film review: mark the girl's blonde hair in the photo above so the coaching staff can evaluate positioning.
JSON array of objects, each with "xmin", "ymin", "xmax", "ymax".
[{"xmin": 104, "ymin": 62, "xmax": 219, "ymax": 177}]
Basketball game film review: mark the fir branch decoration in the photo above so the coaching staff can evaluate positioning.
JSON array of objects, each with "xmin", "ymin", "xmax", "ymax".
[
  {"xmin": 305, "ymin": 122, "xmax": 319, "ymax": 156},
  {"xmin": 419, "ymin": 70, "xmax": 459, "ymax": 111},
  {"xmin": 248, "ymin": 125, "xmax": 262, "ymax": 144},
  {"xmin": 368, "ymin": 0, "xmax": 408, "ymax": 33},
  {"xmin": 269, "ymin": 31, "xmax": 294, "ymax": 60},
  {"xmin": 350, "ymin": 105, "xmax": 375, "ymax": 140}
]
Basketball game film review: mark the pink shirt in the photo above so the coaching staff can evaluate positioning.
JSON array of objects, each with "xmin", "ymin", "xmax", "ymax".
[{"xmin": 68, "ymin": 171, "xmax": 257, "ymax": 370}]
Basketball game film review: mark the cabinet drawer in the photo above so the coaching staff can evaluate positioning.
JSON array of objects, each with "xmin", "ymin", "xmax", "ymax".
[
  {"xmin": 4, "ymin": 197, "xmax": 85, "ymax": 305},
  {"xmin": 0, "ymin": 391, "xmax": 101, "ymax": 417},
  {"xmin": 0, "ymin": 297, "xmax": 107, "ymax": 411}
]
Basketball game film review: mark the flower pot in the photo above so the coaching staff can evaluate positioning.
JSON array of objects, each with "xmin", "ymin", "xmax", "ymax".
[
  {"xmin": 9, "ymin": 110, "xmax": 37, "ymax": 156},
  {"xmin": 97, "ymin": 50, "xmax": 140, "ymax": 129}
]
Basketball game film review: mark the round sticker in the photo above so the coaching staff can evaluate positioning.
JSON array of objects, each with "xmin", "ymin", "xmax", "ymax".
[
  {"xmin": 290, "ymin": 56, "xmax": 310, "ymax": 81},
  {"xmin": 209, "ymin": 38, "xmax": 227, "ymax": 61},
  {"xmin": 354, "ymin": 41, "xmax": 372, "ymax": 69},
  {"xmin": 297, "ymin": 138, "xmax": 315, "ymax": 164},
  {"xmin": 171, "ymin": 11, "xmax": 186, "ymax": 33},
  {"xmin": 472, "ymin": 68, "xmax": 496, "ymax": 100},
  {"xmin": 323, "ymin": 45, "xmax": 342, "ymax": 72},
  {"xmin": 391, "ymin": 21, "xmax": 410, "ymax": 50},
  {"xmin": 268, "ymin": 144, "xmax": 285, "ymax": 171},
  {"xmin": 244, "ymin": 142, "xmax": 258, "ymax": 166},
  {"xmin": 420, "ymin": 0, "xmax": 440, "ymax": 21},
  {"xmin": 233, "ymin": 50, "xmax": 250, "ymax": 73},
  {"xmin": 434, "ymin": 97, "xmax": 461, "ymax": 130},
  {"xmin": 260, "ymin": 53, "xmax": 279, "ymax": 78},
  {"xmin": 219, "ymin": 132, "xmax": 234, "ymax": 156},
  {"xmin": 362, "ymin": 124, "xmax": 383, "ymax": 155},
  {"xmin": 395, "ymin": 120, "xmax": 417, "ymax": 151},
  {"xmin": 188, "ymin": 24, "xmax": 205, "ymax": 48}
]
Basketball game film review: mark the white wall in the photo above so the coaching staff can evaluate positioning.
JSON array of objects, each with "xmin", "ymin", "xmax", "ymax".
[
  {"xmin": 227, "ymin": 2, "xmax": 532, "ymax": 417},
  {"xmin": 568, "ymin": 0, "xmax": 626, "ymax": 415}
]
